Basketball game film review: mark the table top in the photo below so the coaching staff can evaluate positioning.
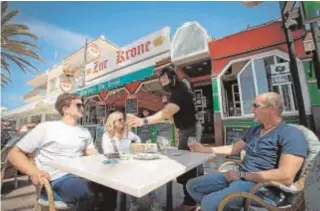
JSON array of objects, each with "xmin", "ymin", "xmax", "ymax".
[{"xmin": 47, "ymin": 150, "xmax": 215, "ymax": 197}]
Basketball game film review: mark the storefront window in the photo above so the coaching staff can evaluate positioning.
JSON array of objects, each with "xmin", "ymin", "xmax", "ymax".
[
  {"xmin": 221, "ymin": 53, "xmax": 298, "ymax": 118},
  {"xmin": 82, "ymin": 96, "xmax": 105, "ymax": 125},
  {"xmin": 238, "ymin": 63, "xmax": 256, "ymax": 115},
  {"xmin": 253, "ymin": 59, "xmax": 269, "ymax": 94}
]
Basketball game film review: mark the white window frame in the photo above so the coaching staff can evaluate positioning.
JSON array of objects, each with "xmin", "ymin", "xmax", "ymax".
[
  {"xmin": 237, "ymin": 61, "xmax": 255, "ymax": 117},
  {"xmin": 217, "ymin": 50, "xmax": 310, "ymax": 120}
]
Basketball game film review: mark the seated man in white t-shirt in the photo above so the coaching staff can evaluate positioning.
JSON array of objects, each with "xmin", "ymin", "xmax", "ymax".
[
  {"xmin": 7, "ymin": 93, "xmax": 114, "ymax": 211},
  {"xmin": 102, "ymin": 111, "xmax": 164, "ymax": 211}
]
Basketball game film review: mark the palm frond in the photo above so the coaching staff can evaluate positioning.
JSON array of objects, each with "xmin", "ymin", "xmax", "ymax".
[
  {"xmin": 1, "ymin": 24, "xmax": 38, "ymax": 41},
  {"xmin": 1, "ymin": 2, "xmax": 8, "ymax": 16},
  {"xmin": 3, "ymin": 39, "xmax": 39, "ymax": 49},
  {"xmin": 1, "ymin": 57, "xmax": 11, "ymax": 75},
  {"xmin": 2, "ymin": 44, "xmax": 43, "ymax": 62},
  {"xmin": 1, "ymin": 72, "xmax": 12, "ymax": 87},
  {"xmin": 2, "ymin": 52, "xmax": 40, "ymax": 73},
  {"xmin": 1, "ymin": 9, "xmax": 19, "ymax": 26},
  {"xmin": 0, "ymin": 1, "xmax": 43, "ymax": 87},
  {"xmin": 1, "ymin": 24, "xmax": 29, "ymax": 34}
]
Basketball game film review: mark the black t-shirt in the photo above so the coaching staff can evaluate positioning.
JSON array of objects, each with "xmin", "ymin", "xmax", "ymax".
[{"xmin": 169, "ymin": 82, "xmax": 196, "ymax": 129}]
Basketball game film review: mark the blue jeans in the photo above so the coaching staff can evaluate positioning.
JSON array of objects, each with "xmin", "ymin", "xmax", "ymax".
[
  {"xmin": 187, "ymin": 172, "xmax": 280, "ymax": 211},
  {"xmin": 40, "ymin": 174, "xmax": 95, "ymax": 211}
]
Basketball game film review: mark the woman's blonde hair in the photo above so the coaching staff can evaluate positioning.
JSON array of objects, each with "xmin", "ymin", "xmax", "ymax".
[{"xmin": 104, "ymin": 111, "xmax": 128, "ymax": 137}]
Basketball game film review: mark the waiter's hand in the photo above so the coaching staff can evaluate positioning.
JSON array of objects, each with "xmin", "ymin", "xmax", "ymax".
[{"xmin": 126, "ymin": 114, "xmax": 144, "ymax": 127}]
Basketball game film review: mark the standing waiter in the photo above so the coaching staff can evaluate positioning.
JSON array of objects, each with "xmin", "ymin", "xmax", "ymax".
[{"xmin": 127, "ymin": 66, "xmax": 201, "ymax": 211}]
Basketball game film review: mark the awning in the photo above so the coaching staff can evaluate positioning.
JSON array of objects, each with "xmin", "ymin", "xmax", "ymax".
[
  {"xmin": 2, "ymin": 95, "xmax": 58, "ymax": 119},
  {"xmin": 76, "ymin": 65, "xmax": 155, "ymax": 97}
]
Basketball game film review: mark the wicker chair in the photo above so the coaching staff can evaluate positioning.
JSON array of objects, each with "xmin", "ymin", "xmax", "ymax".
[
  {"xmin": 28, "ymin": 155, "xmax": 75, "ymax": 211},
  {"xmin": 28, "ymin": 159, "xmax": 76, "ymax": 211},
  {"xmin": 1, "ymin": 133, "xmax": 27, "ymax": 190},
  {"xmin": 33, "ymin": 177, "xmax": 75, "ymax": 211},
  {"xmin": 216, "ymin": 124, "xmax": 320, "ymax": 211}
]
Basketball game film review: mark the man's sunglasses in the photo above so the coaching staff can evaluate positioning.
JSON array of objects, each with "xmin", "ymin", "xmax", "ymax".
[
  {"xmin": 76, "ymin": 103, "xmax": 85, "ymax": 109},
  {"xmin": 252, "ymin": 103, "xmax": 267, "ymax": 109}
]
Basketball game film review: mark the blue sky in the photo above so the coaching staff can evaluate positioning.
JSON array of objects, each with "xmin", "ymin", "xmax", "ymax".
[{"xmin": 1, "ymin": 1, "xmax": 281, "ymax": 110}]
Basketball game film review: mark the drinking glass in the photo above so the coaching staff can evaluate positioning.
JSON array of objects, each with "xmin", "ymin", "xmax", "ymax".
[
  {"xmin": 157, "ymin": 136, "xmax": 169, "ymax": 154},
  {"xmin": 187, "ymin": 136, "xmax": 198, "ymax": 146}
]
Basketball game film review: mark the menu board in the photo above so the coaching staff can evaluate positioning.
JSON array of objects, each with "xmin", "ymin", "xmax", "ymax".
[
  {"xmin": 224, "ymin": 126, "xmax": 249, "ymax": 145},
  {"xmin": 125, "ymin": 99, "xmax": 138, "ymax": 114},
  {"xmin": 137, "ymin": 125, "xmax": 153, "ymax": 143},
  {"xmin": 224, "ymin": 126, "xmax": 249, "ymax": 159}
]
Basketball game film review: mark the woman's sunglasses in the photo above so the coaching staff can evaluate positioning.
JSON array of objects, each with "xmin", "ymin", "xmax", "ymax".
[
  {"xmin": 114, "ymin": 118, "xmax": 124, "ymax": 124},
  {"xmin": 117, "ymin": 118, "xmax": 124, "ymax": 122}
]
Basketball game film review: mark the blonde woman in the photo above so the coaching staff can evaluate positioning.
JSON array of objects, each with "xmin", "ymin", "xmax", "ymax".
[
  {"xmin": 102, "ymin": 111, "xmax": 141, "ymax": 154},
  {"xmin": 102, "ymin": 111, "xmax": 164, "ymax": 211}
]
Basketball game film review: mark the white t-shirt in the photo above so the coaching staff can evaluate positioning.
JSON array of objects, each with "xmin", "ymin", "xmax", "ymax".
[
  {"xmin": 102, "ymin": 131, "xmax": 141, "ymax": 154},
  {"xmin": 17, "ymin": 121, "xmax": 95, "ymax": 181}
]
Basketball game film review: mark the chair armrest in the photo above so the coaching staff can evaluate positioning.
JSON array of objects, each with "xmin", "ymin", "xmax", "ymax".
[
  {"xmin": 40, "ymin": 178, "xmax": 56, "ymax": 211},
  {"xmin": 217, "ymin": 192, "xmax": 279, "ymax": 211},
  {"xmin": 244, "ymin": 181, "xmax": 303, "ymax": 211},
  {"xmin": 217, "ymin": 161, "xmax": 241, "ymax": 172}
]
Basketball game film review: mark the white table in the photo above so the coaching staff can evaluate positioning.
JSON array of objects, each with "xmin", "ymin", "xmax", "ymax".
[{"xmin": 47, "ymin": 150, "xmax": 215, "ymax": 210}]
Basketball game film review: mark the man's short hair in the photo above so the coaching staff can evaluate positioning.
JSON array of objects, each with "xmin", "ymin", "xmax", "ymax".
[
  {"xmin": 55, "ymin": 93, "xmax": 81, "ymax": 116},
  {"xmin": 262, "ymin": 92, "xmax": 284, "ymax": 115}
]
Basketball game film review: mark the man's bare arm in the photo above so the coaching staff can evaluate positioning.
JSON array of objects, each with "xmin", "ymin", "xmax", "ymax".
[
  {"xmin": 146, "ymin": 103, "xmax": 180, "ymax": 124},
  {"xmin": 211, "ymin": 139, "xmax": 247, "ymax": 156},
  {"xmin": 7, "ymin": 146, "xmax": 39, "ymax": 176},
  {"xmin": 190, "ymin": 139, "xmax": 246, "ymax": 156},
  {"xmin": 244, "ymin": 154, "xmax": 304, "ymax": 186}
]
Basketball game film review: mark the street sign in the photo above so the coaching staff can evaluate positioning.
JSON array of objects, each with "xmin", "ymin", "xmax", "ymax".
[
  {"xmin": 270, "ymin": 63, "xmax": 290, "ymax": 75},
  {"xmin": 272, "ymin": 75, "xmax": 290, "ymax": 85}
]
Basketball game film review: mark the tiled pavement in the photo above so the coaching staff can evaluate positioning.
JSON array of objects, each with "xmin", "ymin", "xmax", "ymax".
[{"xmin": 1, "ymin": 158, "xmax": 224, "ymax": 211}]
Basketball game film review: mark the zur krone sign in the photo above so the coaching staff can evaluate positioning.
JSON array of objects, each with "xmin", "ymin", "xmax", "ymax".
[{"xmin": 85, "ymin": 27, "xmax": 171, "ymax": 82}]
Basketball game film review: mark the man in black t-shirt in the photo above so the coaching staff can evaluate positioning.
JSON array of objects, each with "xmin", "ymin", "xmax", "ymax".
[{"xmin": 127, "ymin": 66, "xmax": 200, "ymax": 210}]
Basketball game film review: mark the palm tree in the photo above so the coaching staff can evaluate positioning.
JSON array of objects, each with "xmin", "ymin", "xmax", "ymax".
[{"xmin": 1, "ymin": 1, "xmax": 43, "ymax": 87}]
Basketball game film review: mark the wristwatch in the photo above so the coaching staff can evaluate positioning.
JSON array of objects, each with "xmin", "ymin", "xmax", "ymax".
[
  {"xmin": 143, "ymin": 118, "xmax": 149, "ymax": 125},
  {"xmin": 239, "ymin": 171, "xmax": 246, "ymax": 180}
]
